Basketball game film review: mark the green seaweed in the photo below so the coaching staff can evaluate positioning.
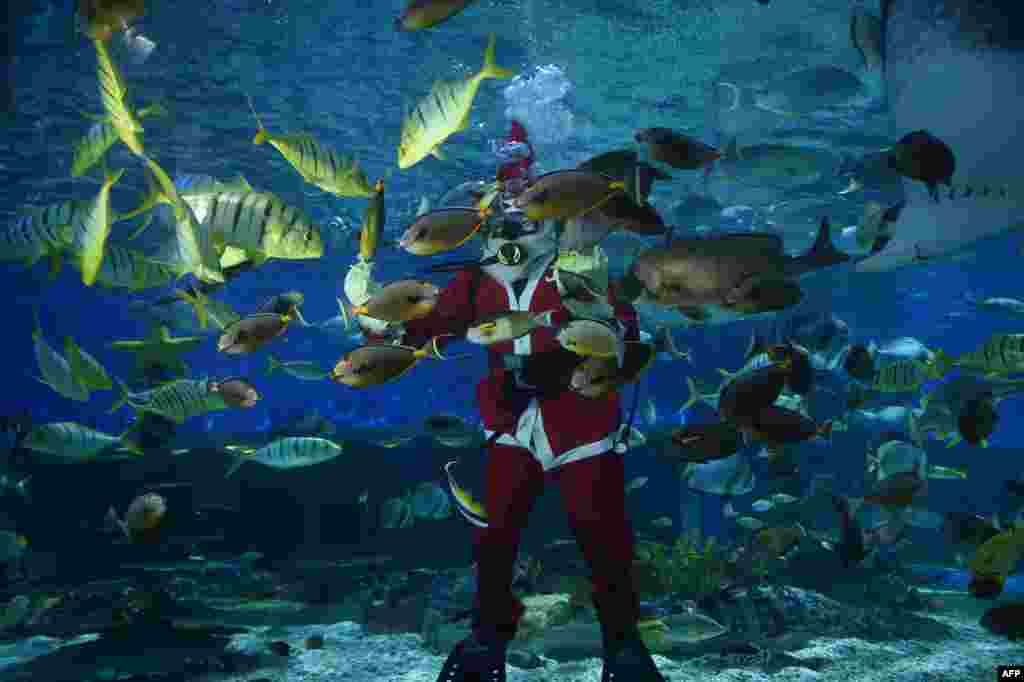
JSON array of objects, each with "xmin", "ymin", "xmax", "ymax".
[{"xmin": 632, "ymin": 535, "xmax": 729, "ymax": 599}]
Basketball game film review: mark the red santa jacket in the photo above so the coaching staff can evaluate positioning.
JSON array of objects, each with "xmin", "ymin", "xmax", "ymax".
[{"xmin": 374, "ymin": 257, "xmax": 640, "ymax": 465}]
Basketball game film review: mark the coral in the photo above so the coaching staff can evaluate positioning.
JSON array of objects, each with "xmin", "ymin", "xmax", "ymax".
[{"xmin": 632, "ymin": 535, "xmax": 729, "ymax": 599}]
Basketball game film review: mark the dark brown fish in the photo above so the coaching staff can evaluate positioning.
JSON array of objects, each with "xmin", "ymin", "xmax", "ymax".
[
  {"xmin": 577, "ymin": 149, "xmax": 670, "ymax": 200},
  {"xmin": 395, "ymin": 0, "xmax": 478, "ymax": 31},
  {"xmin": 945, "ymin": 512, "xmax": 1000, "ymax": 547},
  {"xmin": 217, "ymin": 313, "xmax": 294, "ymax": 354},
  {"xmin": 747, "ymin": 406, "xmax": 831, "ymax": 447},
  {"xmin": 399, "ymin": 207, "xmax": 488, "ymax": 256},
  {"xmin": 353, "ymin": 280, "xmax": 440, "ymax": 323},
  {"xmin": 627, "ymin": 219, "xmax": 847, "ymax": 310},
  {"xmin": 635, "ymin": 128, "xmax": 721, "ymax": 170},
  {"xmin": 667, "ymin": 422, "xmax": 744, "ymax": 463},
  {"xmin": 570, "ymin": 342, "xmax": 656, "ymax": 399},
  {"xmin": 981, "ymin": 602, "xmax": 1024, "ymax": 640},
  {"xmin": 753, "ymin": 525, "xmax": 805, "ymax": 558},
  {"xmin": 106, "ymin": 492, "xmax": 166, "ymax": 543},
  {"xmin": 211, "ymin": 377, "xmax": 260, "ymax": 408},
  {"xmin": 719, "ymin": 365, "xmax": 790, "ymax": 423},
  {"xmin": 887, "ymin": 130, "xmax": 955, "ymax": 202},
  {"xmin": 331, "ymin": 338, "xmax": 453, "ymax": 388},
  {"xmin": 597, "ymin": 194, "xmax": 667, "ymax": 235}
]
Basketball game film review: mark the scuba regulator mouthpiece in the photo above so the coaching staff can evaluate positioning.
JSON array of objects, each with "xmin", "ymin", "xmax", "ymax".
[{"xmin": 496, "ymin": 242, "xmax": 526, "ymax": 266}]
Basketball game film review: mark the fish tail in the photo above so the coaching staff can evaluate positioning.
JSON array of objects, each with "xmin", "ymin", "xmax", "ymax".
[
  {"xmin": 117, "ymin": 429, "xmax": 145, "ymax": 457},
  {"xmin": 174, "ymin": 286, "xmax": 209, "ymax": 330},
  {"xmin": 681, "ymin": 377, "xmax": 700, "ymax": 411},
  {"xmin": 479, "ymin": 34, "xmax": 514, "ymax": 81},
  {"xmin": 266, "ymin": 353, "xmax": 281, "ymax": 375},
  {"xmin": 137, "ymin": 100, "xmax": 168, "ymax": 119},
  {"xmin": 118, "ymin": 163, "xmax": 168, "ymax": 224},
  {"xmin": 246, "ymin": 93, "xmax": 269, "ymax": 145},
  {"xmin": 108, "ymin": 377, "xmax": 133, "ymax": 414},
  {"xmin": 335, "ymin": 297, "xmax": 351, "ymax": 331},
  {"xmin": 928, "ymin": 349, "xmax": 954, "ymax": 378},
  {"xmin": 225, "ymin": 454, "xmax": 247, "ymax": 478}
]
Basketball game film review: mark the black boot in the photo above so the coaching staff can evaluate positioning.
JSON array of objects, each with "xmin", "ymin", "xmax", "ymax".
[
  {"xmin": 601, "ymin": 625, "xmax": 666, "ymax": 682},
  {"xmin": 435, "ymin": 629, "xmax": 508, "ymax": 682}
]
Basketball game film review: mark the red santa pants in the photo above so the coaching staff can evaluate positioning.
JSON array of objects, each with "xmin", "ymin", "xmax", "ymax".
[{"xmin": 472, "ymin": 442, "xmax": 639, "ymax": 641}]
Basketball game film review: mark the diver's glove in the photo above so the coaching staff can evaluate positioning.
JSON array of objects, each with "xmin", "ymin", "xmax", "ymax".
[{"xmin": 343, "ymin": 258, "xmax": 397, "ymax": 337}]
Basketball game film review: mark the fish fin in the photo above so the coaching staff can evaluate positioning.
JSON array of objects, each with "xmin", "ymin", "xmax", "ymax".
[
  {"xmin": 137, "ymin": 101, "xmax": 168, "ymax": 119},
  {"xmin": 945, "ymin": 433, "xmax": 962, "ymax": 448},
  {"xmin": 717, "ymin": 368, "xmax": 737, "ymax": 379},
  {"xmin": 107, "ymin": 377, "xmax": 134, "ymax": 414},
  {"xmin": 430, "ymin": 146, "xmax": 447, "ymax": 161},
  {"xmin": 266, "ymin": 353, "xmax": 281, "ymax": 375},
  {"xmin": 174, "ymin": 287, "xmax": 209, "ymax": 330},
  {"xmin": 246, "ymin": 93, "xmax": 269, "ymax": 145},
  {"xmin": 479, "ymin": 34, "xmax": 514, "ymax": 80},
  {"xmin": 681, "ymin": 377, "xmax": 700, "ymax": 411},
  {"xmin": 744, "ymin": 330, "xmax": 768, "ymax": 364},
  {"xmin": 119, "ymin": 164, "xmax": 169, "ymax": 222},
  {"xmin": 48, "ymin": 252, "xmax": 62, "ymax": 279},
  {"xmin": 796, "ymin": 218, "xmax": 849, "ymax": 269}
]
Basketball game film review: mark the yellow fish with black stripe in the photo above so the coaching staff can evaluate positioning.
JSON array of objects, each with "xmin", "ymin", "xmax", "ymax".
[
  {"xmin": 444, "ymin": 460, "xmax": 487, "ymax": 527},
  {"xmin": 398, "ymin": 33, "xmax": 514, "ymax": 169},
  {"xmin": 72, "ymin": 102, "xmax": 166, "ymax": 177},
  {"xmin": 934, "ymin": 334, "xmax": 1024, "ymax": 377},
  {"xmin": 92, "ymin": 38, "xmax": 145, "ymax": 157},
  {"xmin": 248, "ymin": 96, "xmax": 372, "ymax": 198},
  {"xmin": 3, "ymin": 202, "xmax": 77, "ymax": 276}
]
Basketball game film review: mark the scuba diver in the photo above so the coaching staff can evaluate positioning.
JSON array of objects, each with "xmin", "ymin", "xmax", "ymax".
[{"xmin": 348, "ymin": 120, "xmax": 666, "ymax": 682}]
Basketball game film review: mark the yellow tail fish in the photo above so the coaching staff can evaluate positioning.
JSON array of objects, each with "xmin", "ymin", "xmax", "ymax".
[{"xmin": 398, "ymin": 33, "xmax": 514, "ymax": 169}]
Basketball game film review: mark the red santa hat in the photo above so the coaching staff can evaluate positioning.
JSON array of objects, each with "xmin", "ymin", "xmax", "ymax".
[{"xmin": 496, "ymin": 119, "xmax": 535, "ymax": 184}]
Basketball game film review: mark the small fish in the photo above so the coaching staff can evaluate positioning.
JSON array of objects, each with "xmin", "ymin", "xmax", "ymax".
[
  {"xmin": 218, "ymin": 312, "xmax": 299, "ymax": 355},
  {"xmin": 928, "ymin": 464, "xmax": 967, "ymax": 480},
  {"xmin": 466, "ymin": 310, "xmax": 557, "ymax": 345},
  {"xmin": 649, "ymin": 516, "xmax": 673, "ymax": 529},
  {"xmin": 886, "ymin": 130, "xmax": 956, "ymax": 202},
  {"xmin": 399, "ymin": 207, "xmax": 491, "ymax": 256},
  {"xmin": 723, "ymin": 501, "xmax": 738, "ymax": 518},
  {"xmin": 398, "ymin": 34, "xmax": 513, "ymax": 169},
  {"xmin": 969, "ymin": 525, "xmax": 1024, "ymax": 598},
  {"xmin": 395, "ymin": 0, "xmax": 480, "ymax": 30},
  {"xmin": 2, "ymin": 202, "xmax": 77, "ymax": 275},
  {"xmin": 751, "ymin": 499, "xmax": 775, "ymax": 513},
  {"xmin": 965, "ymin": 295, "xmax": 1024, "ymax": 317},
  {"xmin": 106, "ymin": 492, "xmax": 166, "ymax": 543},
  {"xmin": 771, "ymin": 493, "xmax": 798, "ymax": 505},
  {"xmin": 257, "ymin": 291, "xmax": 307, "ymax": 320},
  {"xmin": 32, "ymin": 311, "xmax": 89, "ymax": 402},
  {"xmin": 513, "ymin": 170, "xmax": 626, "ymax": 222},
  {"xmin": 77, "ymin": 165, "xmax": 125, "ymax": 286},
  {"xmin": 626, "ymin": 476, "xmax": 649, "ymax": 493},
  {"xmin": 64, "ymin": 336, "xmax": 112, "ymax": 391},
  {"xmin": 210, "ymin": 377, "xmax": 261, "ymax": 408},
  {"xmin": 330, "ymin": 337, "xmax": 460, "ymax": 388},
  {"xmin": 557, "ymin": 318, "xmax": 625, "ymax": 367},
  {"xmin": 940, "ymin": 334, "xmax": 1024, "ymax": 377},
  {"xmin": 110, "ymin": 378, "xmax": 228, "ymax": 424},
  {"xmin": 666, "ymin": 422, "xmax": 744, "ymax": 463},
  {"xmin": 360, "ymin": 179, "xmax": 385, "ymax": 261},
  {"xmin": 92, "ymin": 38, "xmax": 145, "ymax": 157},
  {"xmin": 351, "ymin": 280, "xmax": 440, "ymax": 323},
  {"xmin": 248, "ymin": 96, "xmax": 371, "ymax": 198},
  {"xmin": 634, "ymin": 128, "xmax": 720, "ymax": 170},
  {"xmin": 445, "ymin": 460, "xmax": 488, "ymax": 527},
  {"xmin": 737, "ymin": 516, "xmax": 765, "ymax": 531},
  {"xmin": 24, "ymin": 421, "xmax": 141, "ymax": 460},
  {"xmin": 225, "ymin": 437, "xmax": 344, "ymax": 478},
  {"xmin": 682, "ymin": 452, "xmax": 756, "ymax": 496},
  {"xmin": 266, "ymin": 354, "xmax": 329, "ymax": 381}
]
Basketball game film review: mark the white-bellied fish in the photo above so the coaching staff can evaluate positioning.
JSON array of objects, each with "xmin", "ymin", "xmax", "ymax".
[
  {"xmin": 266, "ymin": 354, "xmax": 329, "ymax": 381},
  {"xmin": 466, "ymin": 310, "xmax": 557, "ymax": 346},
  {"xmin": 92, "ymin": 38, "xmax": 145, "ymax": 156},
  {"xmin": 936, "ymin": 334, "xmax": 1024, "ymax": 377},
  {"xmin": 398, "ymin": 206, "xmax": 491, "ymax": 255},
  {"xmin": 23, "ymin": 421, "xmax": 141, "ymax": 460},
  {"xmin": 77, "ymin": 165, "xmax": 125, "ymax": 286},
  {"xmin": 72, "ymin": 102, "xmax": 165, "ymax": 177},
  {"xmin": 224, "ymin": 437, "xmax": 343, "ymax": 477},
  {"xmin": 32, "ymin": 311, "xmax": 88, "ymax": 402},
  {"xmin": 398, "ymin": 33, "xmax": 513, "ymax": 169},
  {"xmin": 64, "ymin": 336, "xmax": 112, "ymax": 391},
  {"xmin": 557, "ymin": 318, "xmax": 625, "ymax": 367},
  {"xmin": 396, "ymin": 0, "xmax": 479, "ymax": 30},
  {"xmin": 248, "ymin": 96, "xmax": 371, "ymax": 198},
  {"xmin": 3, "ymin": 203, "xmax": 77, "ymax": 276},
  {"xmin": 330, "ymin": 337, "xmax": 460, "ymax": 388}
]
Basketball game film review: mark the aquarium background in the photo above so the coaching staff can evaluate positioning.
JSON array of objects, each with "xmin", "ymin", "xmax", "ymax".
[{"xmin": 2, "ymin": 0, "xmax": 1024, "ymax": 679}]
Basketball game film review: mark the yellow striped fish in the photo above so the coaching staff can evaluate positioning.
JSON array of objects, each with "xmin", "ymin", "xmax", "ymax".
[
  {"xmin": 359, "ymin": 179, "xmax": 385, "ymax": 261},
  {"xmin": 872, "ymin": 358, "xmax": 943, "ymax": 392},
  {"xmin": 444, "ymin": 460, "xmax": 488, "ymax": 527},
  {"xmin": 78, "ymin": 165, "xmax": 125, "ymax": 286},
  {"xmin": 398, "ymin": 33, "xmax": 514, "ymax": 169},
  {"xmin": 248, "ymin": 96, "xmax": 371, "ymax": 198},
  {"xmin": 3, "ymin": 202, "xmax": 78, "ymax": 275},
  {"xmin": 23, "ymin": 422, "xmax": 142, "ymax": 460},
  {"xmin": 224, "ymin": 437, "xmax": 343, "ymax": 478},
  {"xmin": 70, "ymin": 243, "xmax": 177, "ymax": 291},
  {"xmin": 139, "ymin": 156, "xmax": 224, "ymax": 283},
  {"xmin": 32, "ymin": 310, "xmax": 89, "ymax": 402},
  {"xmin": 938, "ymin": 334, "xmax": 1024, "ymax": 377},
  {"xmin": 182, "ymin": 191, "xmax": 324, "ymax": 265},
  {"xmin": 72, "ymin": 102, "xmax": 166, "ymax": 177},
  {"xmin": 109, "ymin": 378, "xmax": 228, "ymax": 424},
  {"xmin": 93, "ymin": 38, "xmax": 145, "ymax": 156},
  {"xmin": 64, "ymin": 336, "xmax": 112, "ymax": 391}
]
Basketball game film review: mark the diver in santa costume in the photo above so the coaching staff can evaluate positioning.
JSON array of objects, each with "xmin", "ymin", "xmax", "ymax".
[{"xmin": 353, "ymin": 120, "xmax": 665, "ymax": 682}]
